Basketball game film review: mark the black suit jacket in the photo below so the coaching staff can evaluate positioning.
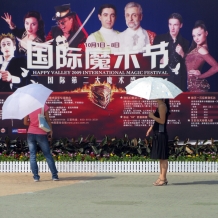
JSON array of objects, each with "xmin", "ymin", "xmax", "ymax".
[
  {"xmin": 153, "ymin": 32, "xmax": 189, "ymax": 91},
  {"xmin": 0, "ymin": 56, "xmax": 35, "ymax": 92}
]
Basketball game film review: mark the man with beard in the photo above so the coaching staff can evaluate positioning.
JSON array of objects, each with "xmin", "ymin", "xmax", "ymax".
[{"xmin": 112, "ymin": 2, "xmax": 155, "ymax": 53}]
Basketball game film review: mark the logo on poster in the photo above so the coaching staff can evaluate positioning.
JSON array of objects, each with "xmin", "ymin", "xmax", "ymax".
[
  {"xmin": 12, "ymin": 129, "xmax": 27, "ymax": 134},
  {"xmin": 0, "ymin": 128, "xmax": 6, "ymax": 134}
]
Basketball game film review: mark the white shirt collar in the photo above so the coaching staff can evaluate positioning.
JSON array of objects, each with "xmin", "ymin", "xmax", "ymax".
[
  {"xmin": 3, "ymin": 55, "xmax": 14, "ymax": 62},
  {"xmin": 127, "ymin": 26, "xmax": 142, "ymax": 35},
  {"xmin": 1, "ymin": 56, "xmax": 14, "ymax": 71},
  {"xmin": 100, "ymin": 26, "xmax": 114, "ymax": 34}
]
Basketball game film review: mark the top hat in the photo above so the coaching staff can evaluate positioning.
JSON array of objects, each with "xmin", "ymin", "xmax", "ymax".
[{"xmin": 52, "ymin": 4, "xmax": 75, "ymax": 20}]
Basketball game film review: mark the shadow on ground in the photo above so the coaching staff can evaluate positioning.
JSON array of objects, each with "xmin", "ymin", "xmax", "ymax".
[{"xmin": 171, "ymin": 180, "xmax": 218, "ymax": 185}]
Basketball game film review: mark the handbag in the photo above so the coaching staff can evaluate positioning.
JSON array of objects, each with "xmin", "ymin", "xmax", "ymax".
[{"xmin": 38, "ymin": 107, "xmax": 51, "ymax": 132}]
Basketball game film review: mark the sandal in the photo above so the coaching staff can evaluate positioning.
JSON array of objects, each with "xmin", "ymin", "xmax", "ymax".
[
  {"xmin": 153, "ymin": 178, "xmax": 168, "ymax": 185},
  {"xmin": 153, "ymin": 177, "xmax": 161, "ymax": 185},
  {"xmin": 153, "ymin": 179, "xmax": 168, "ymax": 186}
]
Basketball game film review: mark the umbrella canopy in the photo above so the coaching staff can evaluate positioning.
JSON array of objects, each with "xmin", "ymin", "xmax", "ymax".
[
  {"xmin": 2, "ymin": 84, "xmax": 53, "ymax": 120},
  {"xmin": 125, "ymin": 77, "xmax": 182, "ymax": 100}
]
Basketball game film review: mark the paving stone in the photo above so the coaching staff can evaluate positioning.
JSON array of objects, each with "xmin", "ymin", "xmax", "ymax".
[{"xmin": 0, "ymin": 172, "xmax": 218, "ymax": 218}]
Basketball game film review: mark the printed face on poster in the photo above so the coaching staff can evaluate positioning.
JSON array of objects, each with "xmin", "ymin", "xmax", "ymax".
[{"xmin": 0, "ymin": 0, "xmax": 218, "ymax": 140}]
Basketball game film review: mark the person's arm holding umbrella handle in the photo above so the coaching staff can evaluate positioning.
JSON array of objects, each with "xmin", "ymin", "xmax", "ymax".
[
  {"xmin": 23, "ymin": 115, "xmax": 30, "ymax": 126},
  {"xmin": 146, "ymin": 126, "xmax": 153, "ymax": 137},
  {"xmin": 45, "ymin": 111, "xmax": 53, "ymax": 139}
]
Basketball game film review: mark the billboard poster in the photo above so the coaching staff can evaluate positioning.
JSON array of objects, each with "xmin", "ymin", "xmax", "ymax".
[{"xmin": 0, "ymin": 0, "xmax": 218, "ymax": 140}]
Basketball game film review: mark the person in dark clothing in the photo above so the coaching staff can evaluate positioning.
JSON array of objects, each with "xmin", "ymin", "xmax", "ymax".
[
  {"xmin": 153, "ymin": 13, "xmax": 189, "ymax": 91},
  {"xmin": 146, "ymin": 99, "xmax": 171, "ymax": 186},
  {"xmin": 46, "ymin": 3, "xmax": 88, "ymax": 51},
  {"xmin": 0, "ymin": 33, "xmax": 36, "ymax": 92},
  {"xmin": 2, "ymin": 11, "xmax": 45, "ymax": 55}
]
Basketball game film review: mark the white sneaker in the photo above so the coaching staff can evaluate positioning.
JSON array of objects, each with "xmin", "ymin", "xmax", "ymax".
[{"xmin": 53, "ymin": 178, "xmax": 59, "ymax": 181}]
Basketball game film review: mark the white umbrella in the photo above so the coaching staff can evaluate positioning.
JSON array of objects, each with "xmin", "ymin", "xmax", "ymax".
[
  {"xmin": 2, "ymin": 84, "xmax": 53, "ymax": 120},
  {"xmin": 125, "ymin": 77, "xmax": 182, "ymax": 100}
]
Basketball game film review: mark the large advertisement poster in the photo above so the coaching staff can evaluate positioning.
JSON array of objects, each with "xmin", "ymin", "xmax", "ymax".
[{"xmin": 0, "ymin": 0, "xmax": 218, "ymax": 140}]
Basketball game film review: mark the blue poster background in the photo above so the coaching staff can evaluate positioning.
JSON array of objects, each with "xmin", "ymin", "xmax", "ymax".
[{"xmin": 1, "ymin": 0, "xmax": 218, "ymax": 140}]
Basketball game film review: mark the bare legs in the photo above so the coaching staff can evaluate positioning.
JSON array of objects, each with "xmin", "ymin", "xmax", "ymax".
[
  {"xmin": 160, "ymin": 159, "xmax": 168, "ymax": 181},
  {"xmin": 153, "ymin": 159, "xmax": 168, "ymax": 186}
]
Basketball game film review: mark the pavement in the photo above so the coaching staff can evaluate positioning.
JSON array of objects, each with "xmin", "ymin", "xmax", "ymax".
[{"xmin": 0, "ymin": 172, "xmax": 218, "ymax": 218}]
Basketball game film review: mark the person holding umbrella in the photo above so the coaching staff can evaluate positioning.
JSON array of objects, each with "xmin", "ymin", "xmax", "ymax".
[
  {"xmin": 7, "ymin": 84, "xmax": 59, "ymax": 182},
  {"xmin": 146, "ymin": 99, "xmax": 171, "ymax": 186},
  {"xmin": 125, "ymin": 77, "xmax": 181, "ymax": 186},
  {"xmin": 23, "ymin": 104, "xmax": 59, "ymax": 182},
  {"xmin": 2, "ymin": 83, "xmax": 59, "ymax": 182}
]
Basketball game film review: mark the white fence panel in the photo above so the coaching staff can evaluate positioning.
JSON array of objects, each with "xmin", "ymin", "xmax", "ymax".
[{"xmin": 1, "ymin": 161, "xmax": 218, "ymax": 173}]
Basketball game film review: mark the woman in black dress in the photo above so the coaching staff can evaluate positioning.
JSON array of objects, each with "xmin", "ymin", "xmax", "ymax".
[
  {"xmin": 146, "ymin": 99, "xmax": 170, "ymax": 186},
  {"xmin": 2, "ymin": 11, "xmax": 45, "ymax": 55}
]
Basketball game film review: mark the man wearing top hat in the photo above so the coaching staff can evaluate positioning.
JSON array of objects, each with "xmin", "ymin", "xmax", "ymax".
[{"xmin": 46, "ymin": 3, "xmax": 88, "ymax": 51}]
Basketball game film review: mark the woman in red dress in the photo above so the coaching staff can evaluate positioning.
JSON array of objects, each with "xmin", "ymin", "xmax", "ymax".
[{"xmin": 185, "ymin": 20, "xmax": 218, "ymax": 92}]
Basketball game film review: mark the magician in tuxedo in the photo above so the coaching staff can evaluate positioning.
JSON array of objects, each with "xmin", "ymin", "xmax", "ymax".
[
  {"xmin": 153, "ymin": 13, "xmax": 189, "ymax": 91},
  {"xmin": 0, "ymin": 33, "xmax": 37, "ymax": 92}
]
